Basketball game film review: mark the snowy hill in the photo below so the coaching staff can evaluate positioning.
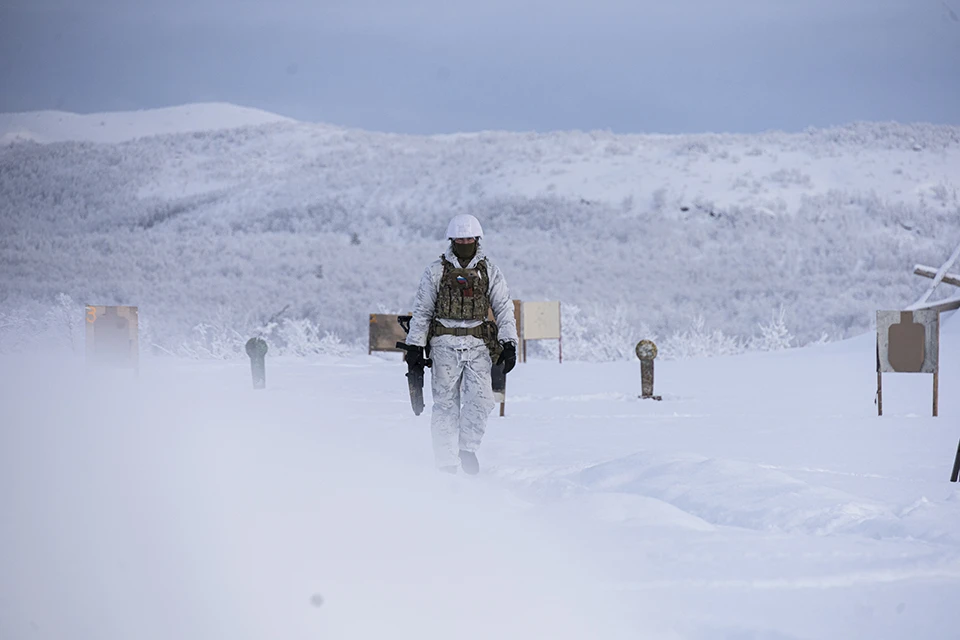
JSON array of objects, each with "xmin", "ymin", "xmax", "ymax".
[
  {"xmin": 1, "ymin": 103, "xmax": 959, "ymax": 354},
  {"xmin": 0, "ymin": 103, "xmax": 293, "ymax": 144}
]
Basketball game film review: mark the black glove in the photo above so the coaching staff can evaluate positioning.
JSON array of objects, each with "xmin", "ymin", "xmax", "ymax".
[
  {"xmin": 497, "ymin": 341, "xmax": 517, "ymax": 374},
  {"xmin": 405, "ymin": 345, "xmax": 428, "ymax": 368}
]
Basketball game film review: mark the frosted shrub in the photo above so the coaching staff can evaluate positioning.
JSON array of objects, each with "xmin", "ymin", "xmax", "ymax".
[
  {"xmin": 0, "ymin": 309, "xmax": 30, "ymax": 353},
  {"xmin": 676, "ymin": 140, "xmax": 709, "ymax": 156},
  {"xmin": 552, "ymin": 303, "xmax": 649, "ymax": 362},
  {"xmin": 767, "ymin": 168, "xmax": 813, "ymax": 188},
  {"xmin": 749, "ymin": 305, "xmax": 795, "ymax": 352},
  {"xmin": 137, "ymin": 314, "xmax": 158, "ymax": 357},
  {"xmin": 300, "ymin": 331, "xmax": 352, "ymax": 358},
  {"xmin": 928, "ymin": 182, "xmax": 958, "ymax": 208},
  {"xmin": 42, "ymin": 293, "xmax": 85, "ymax": 352},
  {"xmin": 177, "ymin": 321, "xmax": 247, "ymax": 360},
  {"xmin": 533, "ymin": 304, "xmax": 805, "ymax": 363},
  {"xmin": 659, "ymin": 307, "xmax": 804, "ymax": 359},
  {"xmin": 660, "ymin": 315, "xmax": 745, "ymax": 360},
  {"xmin": 273, "ymin": 318, "xmax": 323, "ymax": 356},
  {"xmin": 172, "ymin": 313, "xmax": 356, "ymax": 359},
  {"xmin": 273, "ymin": 318, "xmax": 352, "ymax": 357},
  {"xmin": 0, "ymin": 293, "xmax": 84, "ymax": 355}
]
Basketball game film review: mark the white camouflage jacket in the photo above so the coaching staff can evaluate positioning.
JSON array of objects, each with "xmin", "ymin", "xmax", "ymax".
[{"xmin": 405, "ymin": 242, "xmax": 519, "ymax": 350}]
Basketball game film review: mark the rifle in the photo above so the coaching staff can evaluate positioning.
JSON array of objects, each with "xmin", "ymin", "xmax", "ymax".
[
  {"xmin": 951, "ymin": 438, "xmax": 960, "ymax": 483},
  {"xmin": 396, "ymin": 315, "xmax": 432, "ymax": 416}
]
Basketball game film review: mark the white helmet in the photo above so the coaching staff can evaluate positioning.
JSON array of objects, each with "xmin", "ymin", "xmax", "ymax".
[{"xmin": 446, "ymin": 214, "xmax": 483, "ymax": 239}]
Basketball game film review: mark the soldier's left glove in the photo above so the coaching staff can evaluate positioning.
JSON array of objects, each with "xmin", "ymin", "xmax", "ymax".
[{"xmin": 497, "ymin": 341, "xmax": 517, "ymax": 374}]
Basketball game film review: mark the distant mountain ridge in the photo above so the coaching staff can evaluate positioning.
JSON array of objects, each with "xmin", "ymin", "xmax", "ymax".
[{"xmin": 0, "ymin": 103, "xmax": 295, "ymax": 144}]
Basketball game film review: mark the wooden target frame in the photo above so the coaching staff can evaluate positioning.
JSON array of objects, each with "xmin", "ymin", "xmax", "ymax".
[{"xmin": 85, "ymin": 305, "xmax": 139, "ymax": 373}]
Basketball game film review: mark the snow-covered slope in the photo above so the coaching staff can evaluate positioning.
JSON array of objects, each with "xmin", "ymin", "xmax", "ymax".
[
  {"xmin": 0, "ymin": 103, "xmax": 294, "ymax": 144},
  {"xmin": 1, "ymin": 103, "xmax": 959, "ymax": 353},
  {"xmin": 1, "ymin": 311, "xmax": 957, "ymax": 640}
]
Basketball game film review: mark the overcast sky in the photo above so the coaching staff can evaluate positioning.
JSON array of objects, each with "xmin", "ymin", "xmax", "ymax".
[{"xmin": 1, "ymin": 0, "xmax": 958, "ymax": 134}]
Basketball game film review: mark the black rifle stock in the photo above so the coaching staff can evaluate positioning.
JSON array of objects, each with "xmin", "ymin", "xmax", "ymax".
[
  {"xmin": 951, "ymin": 438, "xmax": 960, "ymax": 483},
  {"xmin": 396, "ymin": 316, "xmax": 432, "ymax": 416}
]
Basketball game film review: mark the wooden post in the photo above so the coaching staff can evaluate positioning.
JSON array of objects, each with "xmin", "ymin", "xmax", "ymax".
[
  {"xmin": 877, "ymin": 371, "xmax": 883, "ymax": 416},
  {"xmin": 909, "ymin": 241, "xmax": 960, "ymax": 310},
  {"xmin": 876, "ymin": 341, "xmax": 883, "ymax": 416},
  {"xmin": 934, "ymin": 313, "xmax": 940, "ymax": 417},
  {"xmin": 558, "ymin": 302, "xmax": 563, "ymax": 364},
  {"xmin": 933, "ymin": 370, "xmax": 939, "ymax": 417},
  {"xmin": 914, "ymin": 264, "xmax": 960, "ymax": 288},
  {"xmin": 513, "ymin": 300, "xmax": 523, "ymax": 364}
]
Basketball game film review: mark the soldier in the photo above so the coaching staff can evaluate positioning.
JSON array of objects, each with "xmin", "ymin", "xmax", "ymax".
[{"xmin": 404, "ymin": 214, "xmax": 518, "ymax": 475}]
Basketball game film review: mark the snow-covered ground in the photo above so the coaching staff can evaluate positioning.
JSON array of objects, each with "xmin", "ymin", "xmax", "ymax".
[
  {"xmin": 3, "ymin": 104, "xmax": 958, "ymax": 636},
  {"xmin": 0, "ymin": 103, "xmax": 293, "ymax": 145},
  {"xmin": 2, "ymin": 103, "xmax": 959, "ymax": 352},
  {"xmin": 2, "ymin": 310, "xmax": 957, "ymax": 640}
]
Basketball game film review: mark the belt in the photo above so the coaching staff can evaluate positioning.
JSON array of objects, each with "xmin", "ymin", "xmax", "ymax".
[{"xmin": 431, "ymin": 321, "xmax": 486, "ymax": 338}]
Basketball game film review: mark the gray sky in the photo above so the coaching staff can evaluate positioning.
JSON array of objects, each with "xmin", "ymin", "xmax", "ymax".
[{"xmin": 1, "ymin": 0, "xmax": 958, "ymax": 134}]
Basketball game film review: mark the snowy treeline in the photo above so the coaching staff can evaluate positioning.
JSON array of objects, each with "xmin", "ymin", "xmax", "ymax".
[
  {"xmin": 2, "ymin": 115, "xmax": 959, "ymax": 360},
  {"xmin": 0, "ymin": 293, "xmax": 841, "ymax": 362}
]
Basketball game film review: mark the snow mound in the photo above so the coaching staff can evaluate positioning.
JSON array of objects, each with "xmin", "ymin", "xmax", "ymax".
[{"xmin": 0, "ymin": 103, "xmax": 295, "ymax": 144}]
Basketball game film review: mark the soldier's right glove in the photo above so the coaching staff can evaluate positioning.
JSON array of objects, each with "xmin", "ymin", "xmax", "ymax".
[
  {"xmin": 497, "ymin": 341, "xmax": 517, "ymax": 374},
  {"xmin": 406, "ymin": 345, "xmax": 428, "ymax": 368}
]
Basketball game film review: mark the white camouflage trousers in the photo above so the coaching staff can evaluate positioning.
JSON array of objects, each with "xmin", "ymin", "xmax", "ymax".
[{"xmin": 429, "ymin": 344, "xmax": 496, "ymax": 468}]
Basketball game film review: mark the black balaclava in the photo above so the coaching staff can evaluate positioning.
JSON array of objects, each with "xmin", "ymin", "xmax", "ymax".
[{"xmin": 451, "ymin": 239, "xmax": 478, "ymax": 263}]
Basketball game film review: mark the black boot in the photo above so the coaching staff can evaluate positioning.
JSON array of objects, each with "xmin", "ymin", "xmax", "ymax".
[{"xmin": 459, "ymin": 450, "xmax": 479, "ymax": 475}]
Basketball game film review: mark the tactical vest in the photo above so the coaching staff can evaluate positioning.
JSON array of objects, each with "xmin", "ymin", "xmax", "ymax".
[
  {"xmin": 434, "ymin": 256, "xmax": 490, "ymax": 321},
  {"xmin": 429, "ymin": 256, "xmax": 503, "ymax": 361}
]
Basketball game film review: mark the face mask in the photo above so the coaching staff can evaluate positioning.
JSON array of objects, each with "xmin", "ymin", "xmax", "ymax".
[{"xmin": 452, "ymin": 241, "xmax": 477, "ymax": 261}]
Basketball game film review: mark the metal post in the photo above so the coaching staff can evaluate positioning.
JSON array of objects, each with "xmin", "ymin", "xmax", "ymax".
[
  {"xmin": 245, "ymin": 337, "xmax": 268, "ymax": 389},
  {"xmin": 635, "ymin": 340, "xmax": 662, "ymax": 401},
  {"xmin": 640, "ymin": 359, "xmax": 655, "ymax": 398}
]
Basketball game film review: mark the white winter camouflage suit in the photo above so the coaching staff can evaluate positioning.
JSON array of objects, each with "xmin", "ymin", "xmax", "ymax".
[{"xmin": 405, "ymin": 242, "xmax": 519, "ymax": 468}]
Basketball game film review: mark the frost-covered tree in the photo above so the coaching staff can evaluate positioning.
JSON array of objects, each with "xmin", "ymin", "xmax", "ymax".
[{"xmin": 750, "ymin": 305, "xmax": 795, "ymax": 352}]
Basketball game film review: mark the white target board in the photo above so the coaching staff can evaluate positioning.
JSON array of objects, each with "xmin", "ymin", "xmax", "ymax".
[
  {"xmin": 522, "ymin": 301, "xmax": 561, "ymax": 340},
  {"xmin": 85, "ymin": 305, "xmax": 139, "ymax": 371},
  {"xmin": 875, "ymin": 308, "xmax": 940, "ymax": 417},
  {"xmin": 876, "ymin": 309, "xmax": 938, "ymax": 374}
]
